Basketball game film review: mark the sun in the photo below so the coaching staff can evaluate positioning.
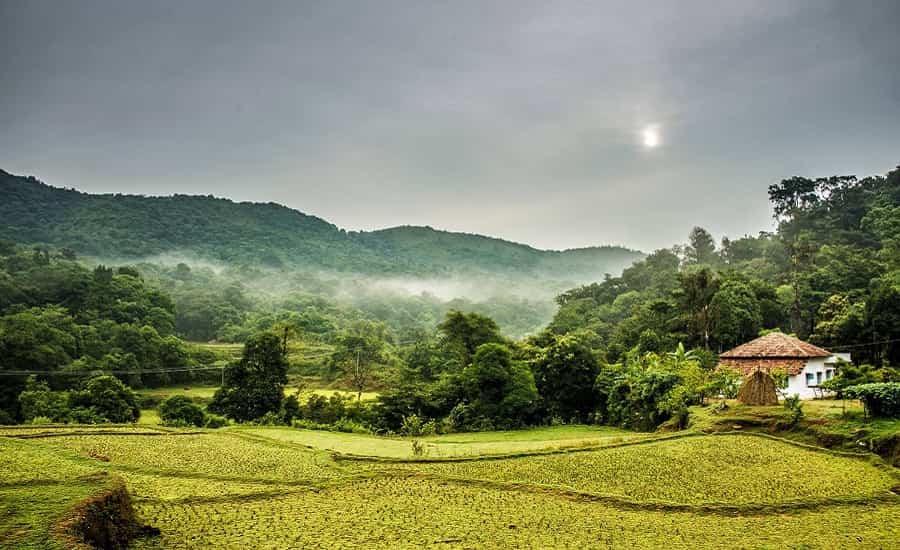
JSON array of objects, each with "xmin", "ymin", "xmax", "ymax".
[{"xmin": 641, "ymin": 125, "xmax": 660, "ymax": 148}]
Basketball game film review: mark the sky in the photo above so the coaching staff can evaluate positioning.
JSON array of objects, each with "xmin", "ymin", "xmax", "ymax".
[{"xmin": 2, "ymin": 1, "xmax": 898, "ymax": 252}]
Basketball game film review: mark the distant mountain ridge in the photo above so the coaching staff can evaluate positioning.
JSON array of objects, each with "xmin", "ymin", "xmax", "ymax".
[{"xmin": 0, "ymin": 169, "xmax": 643, "ymax": 279}]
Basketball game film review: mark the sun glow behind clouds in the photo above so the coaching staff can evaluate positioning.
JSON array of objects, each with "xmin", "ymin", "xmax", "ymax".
[{"xmin": 641, "ymin": 125, "xmax": 660, "ymax": 148}]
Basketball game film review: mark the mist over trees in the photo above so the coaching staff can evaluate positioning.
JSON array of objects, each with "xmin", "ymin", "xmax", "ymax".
[{"xmin": 1, "ymin": 165, "xmax": 898, "ymax": 430}]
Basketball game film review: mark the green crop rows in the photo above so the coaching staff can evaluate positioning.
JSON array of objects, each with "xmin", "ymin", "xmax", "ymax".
[{"xmin": 3, "ymin": 428, "xmax": 899, "ymax": 549}]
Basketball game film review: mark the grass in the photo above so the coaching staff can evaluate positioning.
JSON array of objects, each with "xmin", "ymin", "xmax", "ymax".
[
  {"xmin": 131, "ymin": 478, "xmax": 900, "ymax": 550},
  {"xmin": 413, "ymin": 433, "xmax": 897, "ymax": 506},
  {"xmin": 0, "ymin": 438, "xmax": 112, "ymax": 549},
  {"xmin": 3, "ymin": 425, "xmax": 898, "ymax": 548},
  {"xmin": 235, "ymin": 424, "xmax": 640, "ymax": 458},
  {"xmin": 690, "ymin": 398, "xmax": 900, "ymax": 465}
]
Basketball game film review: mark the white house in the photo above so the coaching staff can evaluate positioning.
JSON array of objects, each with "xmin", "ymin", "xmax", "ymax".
[{"xmin": 719, "ymin": 332, "xmax": 851, "ymax": 400}]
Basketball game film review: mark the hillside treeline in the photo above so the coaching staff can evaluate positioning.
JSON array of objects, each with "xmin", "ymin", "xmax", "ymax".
[{"xmin": 547, "ymin": 166, "xmax": 900, "ymax": 366}]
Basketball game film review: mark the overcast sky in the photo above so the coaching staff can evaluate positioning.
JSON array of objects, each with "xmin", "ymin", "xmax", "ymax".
[{"xmin": 2, "ymin": 1, "xmax": 898, "ymax": 252}]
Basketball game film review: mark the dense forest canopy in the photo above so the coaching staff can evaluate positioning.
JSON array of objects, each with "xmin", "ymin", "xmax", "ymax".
[
  {"xmin": 1, "ymin": 164, "xmax": 898, "ymax": 430},
  {"xmin": 0, "ymin": 169, "xmax": 641, "ymax": 278},
  {"xmin": 548, "ymin": 165, "xmax": 900, "ymax": 366}
]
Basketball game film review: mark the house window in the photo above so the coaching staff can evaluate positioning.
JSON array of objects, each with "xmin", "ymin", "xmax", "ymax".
[
  {"xmin": 816, "ymin": 372, "xmax": 823, "ymax": 385},
  {"xmin": 826, "ymin": 369, "xmax": 834, "ymax": 380},
  {"xmin": 806, "ymin": 373, "xmax": 815, "ymax": 386}
]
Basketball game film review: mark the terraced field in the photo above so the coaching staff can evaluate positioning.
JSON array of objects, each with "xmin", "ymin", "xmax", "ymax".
[{"xmin": 2, "ymin": 426, "xmax": 898, "ymax": 549}]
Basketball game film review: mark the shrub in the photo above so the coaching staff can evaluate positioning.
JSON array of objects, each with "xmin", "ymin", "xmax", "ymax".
[
  {"xmin": 203, "ymin": 413, "xmax": 229, "ymax": 429},
  {"xmin": 333, "ymin": 417, "xmax": 373, "ymax": 434},
  {"xmin": 782, "ymin": 394, "xmax": 804, "ymax": 426},
  {"xmin": 68, "ymin": 376, "xmax": 140, "ymax": 423},
  {"xmin": 159, "ymin": 395, "xmax": 205, "ymax": 427},
  {"xmin": 30, "ymin": 415, "xmax": 53, "ymax": 425},
  {"xmin": 411, "ymin": 440, "xmax": 426, "ymax": 457},
  {"xmin": 68, "ymin": 407, "xmax": 105, "ymax": 424},
  {"xmin": 844, "ymin": 383, "xmax": 900, "ymax": 418},
  {"xmin": 253, "ymin": 411, "xmax": 283, "ymax": 426},
  {"xmin": 420, "ymin": 419, "xmax": 437, "ymax": 436},
  {"xmin": 400, "ymin": 414, "xmax": 424, "ymax": 436},
  {"xmin": 281, "ymin": 394, "xmax": 300, "ymax": 424},
  {"xmin": 18, "ymin": 379, "xmax": 69, "ymax": 422}
]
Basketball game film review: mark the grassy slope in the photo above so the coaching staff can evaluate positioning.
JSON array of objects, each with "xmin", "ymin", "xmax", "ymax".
[
  {"xmin": 690, "ymin": 399, "xmax": 900, "ymax": 465},
  {"xmin": 3, "ymin": 426, "xmax": 898, "ymax": 549},
  {"xmin": 0, "ymin": 438, "xmax": 113, "ymax": 549}
]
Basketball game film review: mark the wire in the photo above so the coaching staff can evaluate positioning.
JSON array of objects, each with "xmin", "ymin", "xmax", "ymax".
[{"xmin": 827, "ymin": 338, "xmax": 900, "ymax": 351}]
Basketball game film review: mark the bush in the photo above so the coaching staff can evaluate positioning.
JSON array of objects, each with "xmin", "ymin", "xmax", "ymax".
[
  {"xmin": 68, "ymin": 407, "xmax": 105, "ymax": 424},
  {"xmin": 68, "ymin": 376, "xmax": 140, "ymax": 423},
  {"xmin": 203, "ymin": 413, "xmax": 229, "ymax": 429},
  {"xmin": 18, "ymin": 379, "xmax": 69, "ymax": 422},
  {"xmin": 332, "ymin": 418, "xmax": 372, "ymax": 434},
  {"xmin": 159, "ymin": 395, "xmax": 205, "ymax": 427},
  {"xmin": 400, "ymin": 414, "xmax": 424, "ymax": 436},
  {"xmin": 845, "ymin": 383, "xmax": 900, "ymax": 418},
  {"xmin": 290, "ymin": 417, "xmax": 373, "ymax": 434},
  {"xmin": 253, "ymin": 411, "xmax": 283, "ymax": 426},
  {"xmin": 30, "ymin": 415, "xmax": 53, "ymax": 425},
  {"xmin": 782, "ymin": 394, "xmax": 804, "ymax": 426}
]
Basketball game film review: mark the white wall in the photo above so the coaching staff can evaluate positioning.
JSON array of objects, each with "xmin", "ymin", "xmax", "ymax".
[{"xmin": 786, "ymin": 357, "xmax": 843, "ymax": 399}]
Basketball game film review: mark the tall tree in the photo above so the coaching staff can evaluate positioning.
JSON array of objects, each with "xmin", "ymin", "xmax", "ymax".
[
  {"xmin": 531, "ymin": 335, "xmax": 600, "ymax": 422},
  {"xmin": 684, "ymin": 227, "xmax": 717, "ymax": 265},
  {"xmin": 327, "ymin": 320, "xmax": 388, "ymax": 400},
  {"xmin": 674, "ymin": 268, "xmax": 720, "ymax": 349},
  {"xmin": 437, "ymin": 310, "xmax": 503, "ymax": 370},
  {"xmin": 209, "ymin": 331, "xmax": 288, "ymax": 421}
]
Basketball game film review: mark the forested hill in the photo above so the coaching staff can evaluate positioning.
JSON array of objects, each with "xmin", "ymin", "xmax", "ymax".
[{"xmin": 0, "ymin": 170, "xmax": 641, "ymax": 278}]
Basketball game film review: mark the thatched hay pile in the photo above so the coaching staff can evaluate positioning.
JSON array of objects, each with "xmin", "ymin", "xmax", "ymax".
[{"xmin": 737, "ymin": 370, "xmax": 778, "ymax": 406}]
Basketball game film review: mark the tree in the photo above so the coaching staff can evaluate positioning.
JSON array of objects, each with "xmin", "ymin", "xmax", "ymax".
[
  {"xmin": 866, "ymin": 281, "xmax": 900, "ymax": 366},
  {"xmin": 710, "ymin": 279, "xmax": 762, "ymax": 350},
  {"xmin": 674, "ymin": 268, "xmax": 720, "ymax": 349},
  {"xmin": 69, "ymin": 375, "xmax": 140, "ymax": 423},
  {"xmin": 18, "ymin": 377, "xmax": 69, "ymax": 422},
  {"xmin": 327, "ymin": 320, "xmax": 388, "ymax": 401},
  {"xmin": 209, "ymin": 332, "xmax": 288, "ymax": 422},
  {"xmin": 461, "ymin": 343, "xmax": 537, "ymax": 426},
  {"xmin": 684, "ymin": 227, "xmax": 717, "ymax": 265},
  {"xmin": 438, "ymin": 310, "xmax": 504, "ymax": 370},
  {"xmin": 532, "ymin": 335, "xmax": 600, "ymax": 422}
]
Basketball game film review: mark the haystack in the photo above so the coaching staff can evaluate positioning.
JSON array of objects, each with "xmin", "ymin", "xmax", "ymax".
[{"xmin": 737, "ymin": 370, "xmax": 778, "ymax": 406}]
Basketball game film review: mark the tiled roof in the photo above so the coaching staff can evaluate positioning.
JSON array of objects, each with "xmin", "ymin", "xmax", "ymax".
[
  {"xmin": 720, "ymin": 332, "xmax": 831, "ymax": 359},
  {"xmin": 719, "ymin": 358, "xmax": 808, "ymax": 376}
]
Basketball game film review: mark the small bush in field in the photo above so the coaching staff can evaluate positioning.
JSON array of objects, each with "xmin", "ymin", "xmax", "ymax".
[
  {"xmin": 203, "ymin": 413, "xmax": 229, "ymax": 429},
  {"xmin": 159, "ymin": 395, "xmax": 205, "ymax": 427}
]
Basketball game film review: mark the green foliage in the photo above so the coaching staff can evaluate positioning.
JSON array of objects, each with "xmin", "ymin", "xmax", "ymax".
[
  {"xmin": 844, "ymin": 383, "xmax": 900, "ymax": 418},
  {"xmin": 438, "ymin": 310, "xmax": 504, "ymax": 370},
  {"xmin": 18, "ymin": 377, "xmax": 69, "ymax": 423},
  {"xmin": 68, "ymin": 375, "xmax": 140, "ymax": 423},
  {"xmin": 531, "ymin": 334, "xmax": 600, "ymax": 422},
  {"xmin": 158, "ymin": 395, "xmax": 205, "ymax": 427},
  {"xmin": 782, "ymin": 394, "xmax": 804, "ymax": 426},
  {"xmin": 0, "ymin": 170, "xmax": 641, "ymax": 278},
  {"xmin": 209, "ymin": 332, "xmax": 288, "ymax": 422},
  {"xmin": 549, "ymin": 166, "xmax": 900, "ymax": 371},
  {"xmin": 461, "ymin": 343, "xmax": 538, "ymax": 428},
  {"xmin": 327, "ymin": 320, "xmax": 390, "ymax": 398},
  {"xmin": 203, "ymin": 413, "xmax": 229, "ymax": 429}
]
